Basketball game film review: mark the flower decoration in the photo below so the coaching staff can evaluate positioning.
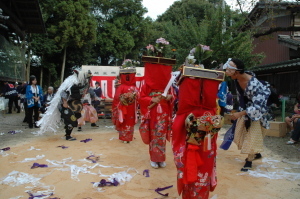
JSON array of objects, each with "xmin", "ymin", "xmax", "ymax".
[
  {"xmin": 186, "ymin": 55, "xmax": 197, "ymax": 65},
  {"xmin": 120, "ymin": 88, "xmax": 137, "ymax": 105},
  {"xmin": 146, "ymin": 44, "xmax": 154, "ymax": 53},
  {"xmin": 121, "ymin": 59, "xmax": 140, "ymax": 69},
  {"xmin": 156, "ymin": 37, "xmax": 169, "ymax": 45},
  {"xmin": 189, "ymin": 44, "xmax": 213, "ymax": 64},
  {"xmin": 155, "ymin": 37, "xmax": 170, "ymax": 57},
  {"xmin": 144, "ymin": 37, "xmax": 173, "ymax": 57}
]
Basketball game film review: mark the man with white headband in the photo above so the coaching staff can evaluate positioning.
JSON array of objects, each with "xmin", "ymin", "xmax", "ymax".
[{"xmin": 224, "ymin": 58, "xmax": 271, "ymax": 172}]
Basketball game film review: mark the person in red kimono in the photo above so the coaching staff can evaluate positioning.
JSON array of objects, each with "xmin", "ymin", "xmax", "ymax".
[
  {"xmin": 172, "ymin": 65, "xmax": 224, "ymax": 199},
  {"xmin": 112, "ymin": 70, "xmax": 138, "ymax": 143},
  {"xmin": 139, "ymin": 62, "xmax": 174, "ymax": 169}
]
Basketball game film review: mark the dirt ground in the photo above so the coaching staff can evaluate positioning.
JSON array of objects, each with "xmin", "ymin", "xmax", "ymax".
[{"xmin": 0, "ymin": 112, "xmax": 300, "ymax": 199}]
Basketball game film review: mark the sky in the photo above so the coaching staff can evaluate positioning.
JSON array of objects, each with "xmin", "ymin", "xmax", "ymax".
[{"xmin": 142, "ymin": 0, "xmax": 250, "ymax": 20}]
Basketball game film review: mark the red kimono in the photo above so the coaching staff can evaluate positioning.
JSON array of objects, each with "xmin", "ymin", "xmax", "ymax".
[
  {"xmin": 112, "ymin": 73, "xmax": 138, "ymax": 142},
  {"xmin": 139, "ymin": 63, "xmax": 174, "ymax": 163},
  {"xmin": 172, "ymin": 76, "xmax": 221, "ymax": 199}
]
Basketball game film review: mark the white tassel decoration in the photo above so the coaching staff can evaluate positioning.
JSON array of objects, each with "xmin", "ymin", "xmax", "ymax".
[
  {"xmin": 207, "ymin": 133, "xmax": 212, "ymax": 150},
  {"xmin": 119, "ymin": 109, "xmax": 123, "ymax": 123},
  {"xmin": 157, "ymin": 104, "xmax": 162, "ymax": 113}
]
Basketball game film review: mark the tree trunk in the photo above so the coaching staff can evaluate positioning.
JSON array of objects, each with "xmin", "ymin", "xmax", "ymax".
[
  {"xmin": 14, "ymin": 64, "xmax": 17, "ymax": 83},
  {"xmin": 40, "ymin": 67, "xmax": 43, "ymax": 88},
  {"xmin": 60, "ymin": 47, "xmax": 67, "ymax": 84},
  {"xmin": 101, "ymin": 57, "xmax": 110, "ymax": 66},
  {"xmin": 21, "ymin": 37, "xmax": 27, "ymax": 81},
  {"xmin": 26, "ymin": 50, "xmax": 31, "ymax": 81},
  {"xmin": 48, "ymin": 68, "xmax": 51, "ymax": 88}
]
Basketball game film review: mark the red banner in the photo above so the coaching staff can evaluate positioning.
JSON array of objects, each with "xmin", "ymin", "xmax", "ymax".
[{"xmin": 91, "ymin": 76, "xmax": 144, "ymax": 99}]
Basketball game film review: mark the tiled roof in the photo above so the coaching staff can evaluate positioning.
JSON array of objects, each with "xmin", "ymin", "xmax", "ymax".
[
  {"xmin": 278, "ymin": 36, "xmax": 300, "ymax": 50},
  {"xmin": 240, "ymin": 1, "xmax": 300, "ymax": 31},
  {"xmin": 0, "ymin": 0, "xmax": 46, "ymax": 35},
  {"xmin": 251, "ymin": 58, "xmax": 300, "ymax": 72}
]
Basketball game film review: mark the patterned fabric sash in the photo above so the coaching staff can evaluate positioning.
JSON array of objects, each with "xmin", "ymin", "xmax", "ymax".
[
  {"xmin": 119, "ymin": 92, "xmax": 137, "ymax": 106},
  {"xmin": 185, "ymin": 112, "xmax": 223, "ymax": 145},
  {"xmin": 149, "ymin": 90, "xmax": 163, "ymax": 97}
]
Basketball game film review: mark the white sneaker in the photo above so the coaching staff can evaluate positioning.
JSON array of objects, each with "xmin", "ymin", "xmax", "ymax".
[
  {"xmin": 150, "ymin": 161, "xmax": 159, "ymax": 169},
  {"xmin": 158, "ymin": 162, "xmax": 166, "ymax": 168}
]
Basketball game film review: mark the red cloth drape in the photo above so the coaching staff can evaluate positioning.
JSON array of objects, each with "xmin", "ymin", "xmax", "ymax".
[
  {"xmin": 172, "ymin": 77, "xmax": 220, "ymax": 199},
  {"xmin": 144, "ymin": 62, "xmax": 172, "ymax": 90},
  {"xmin": 112, "ymin": 73, "xmax": 138, "ymax": 141},
  {"xmin": 139, "ymin": 63, "xmax": 174, "ymax": 162}
]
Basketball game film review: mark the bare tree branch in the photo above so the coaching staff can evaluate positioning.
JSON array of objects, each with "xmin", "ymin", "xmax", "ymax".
[{"xmin": 236, "ymin": 0, "xmax": 255, "ymax": 27}]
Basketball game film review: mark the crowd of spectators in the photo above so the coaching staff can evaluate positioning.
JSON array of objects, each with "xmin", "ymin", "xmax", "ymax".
[{"xmin": 0, "ymin": 78, "xmax": 103, "ymax": 129}]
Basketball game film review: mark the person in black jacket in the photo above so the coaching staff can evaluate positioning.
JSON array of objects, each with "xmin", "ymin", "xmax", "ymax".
[
  {"xmin": 1, "ymin": 81, "xmax": 20, "ymax": 114},
  {"xmin": 94, "ymin": 82, "xmax": 102, "ymax": 98}
]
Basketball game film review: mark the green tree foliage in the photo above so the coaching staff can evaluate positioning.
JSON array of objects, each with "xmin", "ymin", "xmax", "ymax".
[
  {"xmin": 91, "ymin": 0, "xmax": 149, "ymax": 65},
  {"xmin": 205, "ymin": 4, "xmax": 264, "ymax": 68},
  {"xmin": 162, "ymin": 17, "xmax": 209, "ymax": 67},
  {"xmin": 157, "ymin": 0, "xmax": 214, "ymax": 24},
  {"xmin": 48, "ymin": 0, "xmax": 97, "ymax": 49},
  {"xmin": 46, "ymin": 0, "xmax": 97, "ymax": 82},
  {"xmin": 156, "ymin": 0, "xmax": 264, "ymax": 69}
]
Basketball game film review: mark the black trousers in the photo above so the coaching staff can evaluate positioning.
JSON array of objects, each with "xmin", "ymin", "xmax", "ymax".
[
  {"xmin": 65, "ymin": 125, "xmax": 74, "ymax": 137},
  {"xmin": 8, "ymin": 96, "xmax": 20, "ymax": 113},
  {"xmin": 23, "ymin": 101, "xmax": 29, "ymax": 122},
  {"xmin": 27, "ymin": 105, "xmax": 39, "ymax": 127},
  {"xmin": 291, "ymin": 119, "xmax": 300, "ymax": 141}
]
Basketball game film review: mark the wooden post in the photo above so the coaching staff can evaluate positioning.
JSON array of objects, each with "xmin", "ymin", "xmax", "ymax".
[
  {"xmin": 40, "ymin": 66, "xmax": 43, "ymax": 88},
  {"xmin": 26, "ymin": 49, "xmax": 31, "ymax": 81},
  {"xmin": 282, "ymin": 99, "xmax": 286, "ymax": 122},
  {"xmin": 60, "ymin": 47, "xmax": 67, "ymax": 84}
]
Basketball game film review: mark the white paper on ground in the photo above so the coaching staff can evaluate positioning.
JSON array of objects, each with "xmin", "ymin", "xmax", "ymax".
[
  {"xmin": 8, "ymin": 196, "xmax": 23, "ymax": 199},
  {"xmin": 238, "ymin": 158, "xmax": 300, "ymax": 180},
  {"xmin": 93, "ymin": 168, "xmax": 139, "ymax": 192},
  {"xmin": 46, "ymin": 157, "xmax": 130, "ymax": 181},
  {"xmin": 0, "ymin": 171, "xmax": 42, "ymax": 187},
  {"xmin": 27, "ymin": 146, "xmax": 41, "ymax": 151},
  {"xmin": 17, "ymin": 154, "xmax": 45, "ymax": 163},
  {"xmin": 25, "ymin": 185, "xmax": 55, "ymax": 199}
]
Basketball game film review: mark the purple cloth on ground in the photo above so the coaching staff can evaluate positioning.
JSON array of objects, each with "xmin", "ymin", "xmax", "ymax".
[
  {"xmin": 1, "ymin": 147, "xmax": 10, "ymax": 151},
  {"xmin": 31, "ymin": 163, "xmax": 48, "ymax": 169},
  {"xmin": 80, "ymin": 138, "xmax": 92, "ymax": 143},
  {"xmin": 143, "ymin": 169, "xmax": 150, "ymax": 177},
  {"xmin": 93, "ymin": 178, "xmax": 119, "ymax": 187},
  {"xmin": 57, "ymin": 145, "xmax": 68, "ymax": 149},
  {"xmin": 155, "ymin": 185, "xmax": 173, "ymax": 196}
]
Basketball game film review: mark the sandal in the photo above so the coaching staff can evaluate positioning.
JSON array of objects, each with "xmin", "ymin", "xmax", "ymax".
[
  {"xmin": 66, "ymin": 136, "xmax": 77, "ymax": 141},
  {"xmin": 254, "ymin": 153, "xmax": 262, "ymax": 160},
  {"xmin": 286, "ymin": 140, "xmax": 296, "ymax": 145},
  {"xmin": 241, "ymin": 160, "xmax": 252, "ymax": 172}
]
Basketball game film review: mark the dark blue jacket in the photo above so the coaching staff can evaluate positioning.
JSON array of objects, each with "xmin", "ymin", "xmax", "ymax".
[
  {"xmin": 2, "ymin": 83, "xmax": 18, "ymax": 98},
  {"xmin": 42, "ymin": 93, "xmax": 55, "ymax": 106},
  {"xmin": 94, "ymin": 87, "xmax": 102, "ymax": 98}
]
